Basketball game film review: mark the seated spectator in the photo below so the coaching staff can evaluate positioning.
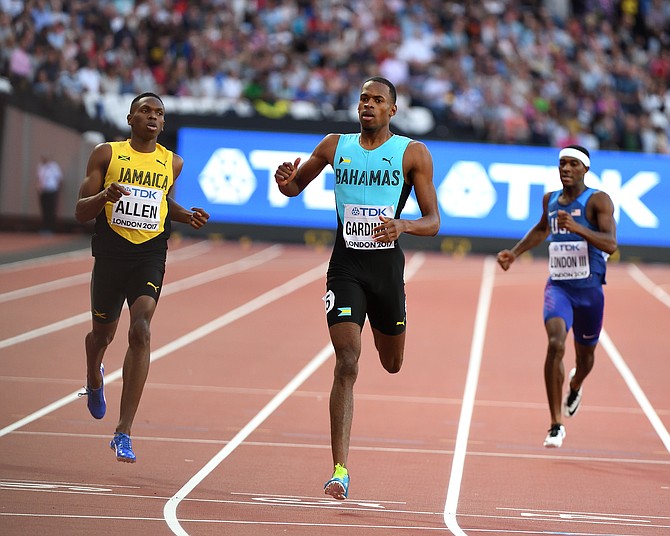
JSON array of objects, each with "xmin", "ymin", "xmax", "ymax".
[
  {"xmin": 1, "ymin": 0, "xmax": 669, "ymax": 154},
  {"xmin": 58, "ymin": 58, "xmax": 84, "ymax": 105},
  {"xmin": 8, "ymin": 32, "xmax": 33, "ymax": 91}
]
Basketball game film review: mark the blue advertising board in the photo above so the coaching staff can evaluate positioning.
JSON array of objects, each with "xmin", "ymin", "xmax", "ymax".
[{"xmin": 175, "ymin": 128, "xmax": 670, "ymax": 248}]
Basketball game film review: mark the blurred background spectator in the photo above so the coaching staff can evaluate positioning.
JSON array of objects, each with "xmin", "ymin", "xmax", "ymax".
[
  {"xmin": 35, "ymin": 153, "xmax": 63, "ymax": 233},
  {"xmin": 2, "ymin": 0, "xmax": 670, "ymax": 152}
]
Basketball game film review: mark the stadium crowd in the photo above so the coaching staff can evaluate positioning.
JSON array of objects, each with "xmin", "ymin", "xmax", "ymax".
[{"xmin": 2, "ymin": 0, "xmax": 670, "ymax": 153}]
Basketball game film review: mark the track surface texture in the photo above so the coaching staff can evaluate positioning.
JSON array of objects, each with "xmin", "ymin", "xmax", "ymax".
[{"xmin": 1, "ymin": 232, "xmax": 668, "ymax": 535}]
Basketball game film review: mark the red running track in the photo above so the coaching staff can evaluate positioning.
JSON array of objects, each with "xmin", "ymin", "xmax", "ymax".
[{"xmin": 0, "ymin": 232, "xmax": 668, "ymax": 535}]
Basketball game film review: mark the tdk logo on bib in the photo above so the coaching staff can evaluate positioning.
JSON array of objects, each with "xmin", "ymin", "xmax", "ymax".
[
  {"xmin": 351, "ymin": 207, "xmax": 390, "ymax": 217},
  {"xmin": 127, "ymin": 188, "xmax": 159, "ymax": 199},
  {"xmin": 343, "ymin": 204, "xmax": 395, "ymax": 250},
  {"xmin": 554, "ymin": 242, "xmax": 583, "ymax": 252}
]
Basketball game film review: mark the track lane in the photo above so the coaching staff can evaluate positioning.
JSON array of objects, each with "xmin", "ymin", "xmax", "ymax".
[{"xmin": 1, "ymin": 240, "xmax": 668, "ymax": 535}]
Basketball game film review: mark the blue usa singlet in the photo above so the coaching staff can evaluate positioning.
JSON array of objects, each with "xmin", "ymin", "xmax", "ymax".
[{"xmin": 547, "ymin": 187, "xmax": 608, "ymax": 288}]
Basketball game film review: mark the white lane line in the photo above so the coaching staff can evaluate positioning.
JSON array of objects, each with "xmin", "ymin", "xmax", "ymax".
[
  {"xmin": 0, "ymin": 249, "xmax": 316, "ymax": 439},
  {"xmin": 165, "ymin": 240, "xmax": 213, "ymax": 262},
  {"xmin": 443, "ymin": 256, "xmax": 496, "ymax": 535},
  {"xmin": 602, "ymin": 264, "xmax": 670, "ymax": 453},
  {"xmin": 0, "ymin": 245, "xmax": 282, "ymax": 350},
  {"xmin": 438, "ymin": 260, "xmax": 668, "ymax": 535},
  {"xmin": 499, "ymin": 506, "xmax": 670, "ymax": 522},
  {"xmin": 9, "ymin": 431, "xmax": 670, "ymax": 465},
  {"xmin": 0, "ymin": 248, "xmax": 90, "ymax": 273},
  {"xmin": 163, "ymin": 253, "xmax": 427, "ymax": 536},
  {"xmin": 627, "ymin": 264, "xmax": 670, "ymax": 308},
  {"xmin": 0, "ymin": 239, "xmax": 210, "ymax": 276},
  {"xmin": 600, "ymin": 329, "xmax": 670, "ymax": 454},
  {"xmin": 163, "ymin": 343, "xmax": 335, "ymax": 535},
  {"xmin": 0, "ymin": 513, "xmax": 464, "ymax": 531},
  {"xmin": 0, "ymin": 240, "xmax": 210, "ymax": 303},
  {"xmin": 0, "ymin": 273, "xmax": 90, "ymax": 303}
]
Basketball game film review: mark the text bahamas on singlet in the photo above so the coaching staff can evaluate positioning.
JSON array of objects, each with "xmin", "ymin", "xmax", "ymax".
[{"xmin": 335, "ymin": 168, "xmax": 401, "ymax": 186}]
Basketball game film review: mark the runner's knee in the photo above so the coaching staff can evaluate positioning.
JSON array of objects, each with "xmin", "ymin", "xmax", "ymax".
[
  {"xmin": 88, "ymin": 329, "xmax": 114, "ymax": 349},
  {"xmin": 546, "ymin": 334, "xmax": 565, "ymax": 359},
  {"xmin": 333, "ymin": 350, "xmax": 359, "ymax": 381},
  {"xmin": 128, "ymin": 318, "xmax": 151, "ymax": 348}
]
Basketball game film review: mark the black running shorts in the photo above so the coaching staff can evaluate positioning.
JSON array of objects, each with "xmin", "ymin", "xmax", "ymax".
[
  {"xmin": 324, "ymin": 246, "xmax": 406, "ymax": 335},
  {"xmin": 90, "ymin": 255, "xmax": 165, "ymax": 323}
]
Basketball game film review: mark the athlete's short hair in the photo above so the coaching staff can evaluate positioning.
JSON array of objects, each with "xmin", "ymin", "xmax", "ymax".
[
  {"xmin": 130, "ymin": 92, "xmax": 164, "ymax": 112},
  {"xmin": 363, "ymin": 77, "xmax": 397, "ymax": 104}
]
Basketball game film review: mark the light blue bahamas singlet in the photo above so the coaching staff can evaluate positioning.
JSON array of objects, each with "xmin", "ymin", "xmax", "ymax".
[{"xmin": 332, "ymin": 133, "xmax": 413, "ymax": 250}]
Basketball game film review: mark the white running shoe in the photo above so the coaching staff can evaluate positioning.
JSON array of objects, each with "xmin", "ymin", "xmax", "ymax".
[
  {"xmin": 543, "ymin": 424, "xmax": 566, "ymax": 448},
  {"xmin": 563, "ymin": 368, "xmax": 583, "ymax": 418}
]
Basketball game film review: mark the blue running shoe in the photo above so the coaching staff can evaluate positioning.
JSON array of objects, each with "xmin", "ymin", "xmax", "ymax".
[
  {"xmin": 110, "ymin": 432, "xmax": 136, "ymax": 463},
  {"xmin": 79, "ymin": 364, "xmax": 106, "ymax": 419},
  {"xmin": 324, "ymin": 463, "xmax": 349, "ymax": 500}
]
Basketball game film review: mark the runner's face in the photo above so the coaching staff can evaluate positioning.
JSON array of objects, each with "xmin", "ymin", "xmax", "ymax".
[
  {"xmin": 559, "ymin": 157, "xmax": 586, "ymax": 186},
  {"xmin": 128, "ymin": 97, "xmax": 165, "ymax": 139},
  {"xmin": 357, "ymin": 82, "xmax": 396, "ymax": 130}
]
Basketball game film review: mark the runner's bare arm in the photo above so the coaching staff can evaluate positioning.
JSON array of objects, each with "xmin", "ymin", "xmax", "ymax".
[
  {"xmin": 497, "ymin": 192, "xmax": 552, "ymax": 271},
  {"xmin": 75, "ymin": 143, "xmax": 129, "ymax": 223},
  {"xmin": 275, "ymin": 134, "xmax": 339, "ymax": 197}
]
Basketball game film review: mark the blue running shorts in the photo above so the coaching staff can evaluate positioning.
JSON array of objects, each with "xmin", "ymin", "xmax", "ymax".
[{"xmin": 543, "ymin": 280, "xmax": 604, "ymax": 346}]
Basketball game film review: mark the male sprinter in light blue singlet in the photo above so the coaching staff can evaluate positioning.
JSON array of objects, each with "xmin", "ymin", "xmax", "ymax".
[
  {"xmin": 497, "ymin": 145, "xmax": 617, "ymax": 449},
  {"xmin": 275, "ymin": 77, "xmax": 440, "ymax": 499}
]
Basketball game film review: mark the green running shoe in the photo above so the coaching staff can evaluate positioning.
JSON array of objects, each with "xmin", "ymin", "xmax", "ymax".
[{"xmin": 324, "ymin": 463, "xmax": 349, "ymax": 500}]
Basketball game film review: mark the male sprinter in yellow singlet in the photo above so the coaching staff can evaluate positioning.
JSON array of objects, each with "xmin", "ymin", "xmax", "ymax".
[
  {"xmin": 275, "ymin": 77, "xmax": 440, "ymax": 499},
  {"xmin": 75, "ymin": 92, "xmax": 209, "ymax": 462}
]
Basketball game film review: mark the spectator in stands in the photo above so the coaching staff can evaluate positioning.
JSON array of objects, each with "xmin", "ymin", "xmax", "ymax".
[
  {"xmin": 46, "ymin": 19, "xmax": 66, "ymax": 51},
  {"xmin": 8, "ymin": 31, "xmax": 33, "ymax": 91},
  {"xmin": 33, "ymin": 66, "xmax": 54, "ymax": 99},
  {"xmin": 99, "ymin": 62, "xmax": 122, "ymax": 95},
  {"xmin": 78, "ymin": 55, "xmax": 102, "ymax": 97},
  {"xmin": 58, "ymin": 57, "xmax": 84, "ymax": 105},
  {"xmin": 1, "ymin": 0, "xmax": 669, "ymax": 154},
  {"xmin": 617, "ymin": 113, "xmax": 644, "ymax": 152}
]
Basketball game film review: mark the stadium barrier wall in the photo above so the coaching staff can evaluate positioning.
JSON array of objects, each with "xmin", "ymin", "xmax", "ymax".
[{"xmin": 1, "ymin": 96, "xmax": 669, "ymax": 263}]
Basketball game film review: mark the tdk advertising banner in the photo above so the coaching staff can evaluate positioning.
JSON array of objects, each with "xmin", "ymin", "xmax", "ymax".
[{"xmin": 176, "ymin": 128, "xmax": 669, "ymax": 248}]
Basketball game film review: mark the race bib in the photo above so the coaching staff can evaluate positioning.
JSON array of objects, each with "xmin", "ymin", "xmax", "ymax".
[
  {"xmin": 549, "ymin": 240, "xmax": 590, "ymax": 280},
  {"xmin": 342, "ymin": 204, "xmax": 395, "ymax": 250},
  {"xmin": 110, "ymin": 186, "xmax": 163, "ymax": 231}
]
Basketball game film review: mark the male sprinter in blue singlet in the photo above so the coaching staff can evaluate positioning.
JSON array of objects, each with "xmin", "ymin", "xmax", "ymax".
[
  {"xmin": 497, "ymin": 145, "xmax": 617, "ymax": 448},
  {"xmin": 75, "ymin": 92, "xmax": 209, "ymax": 462},
  {"xmin": 275, "ymin": 77, "xmax": 440, "ymax": 499}
]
